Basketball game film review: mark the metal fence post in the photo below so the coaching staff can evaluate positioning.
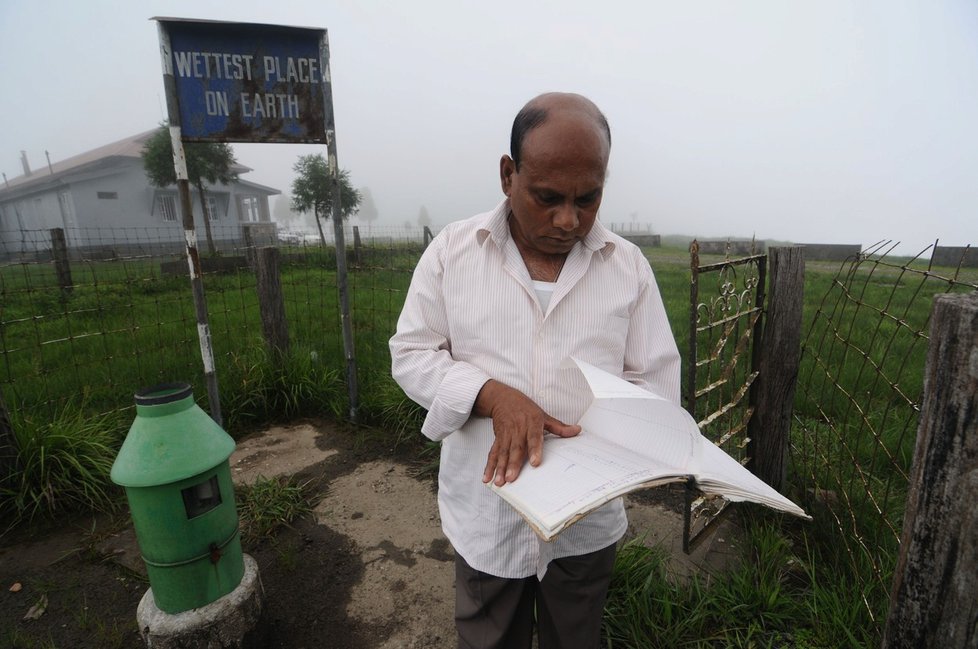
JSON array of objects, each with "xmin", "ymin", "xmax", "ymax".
[
  {"xmin": 157, "ymin": 23, "xmax": 222, "ymax": 426},
  {"xmin": 320, "ymin": 33, "xmax": 359, "ymax": 423},
  {"xmin": 686, "ymin": 240, "xmax": 699, "ymax": 417},
  {"xmin": 747, "ymin": 246, "xmax": 804, "ymax": 490},
  {"xmin": 882, "ymin": 291, "xmax": 978, "ymax": 648}
]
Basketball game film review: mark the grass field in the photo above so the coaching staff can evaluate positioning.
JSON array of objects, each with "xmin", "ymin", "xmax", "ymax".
[{"xmin": 1, "ymin": 241, "xmax": 976, "ymax": 646}]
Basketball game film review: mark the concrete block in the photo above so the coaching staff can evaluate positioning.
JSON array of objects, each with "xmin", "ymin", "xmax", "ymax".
[
  {"xmin": 931, "ymin": 245, "xmax": 978, "ymax": 268},
  {"xmin": 137, "ymin": 553, "xmax": 265, "ymax": 648}
]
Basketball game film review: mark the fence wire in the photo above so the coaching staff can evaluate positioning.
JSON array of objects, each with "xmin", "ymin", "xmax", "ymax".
[
  {"xmin": 6, "ymin": 224, "xmax": 978, "ymax": 629},
  {"xmin": 792, "ymin": 240, "xmax": 978, "ymax": 621},
  {"xmin": 0, "ymin": 224, "xmax": 427, "ymax": 428},
  {"xmin": 1, "ymin": 227, "xmax": 202, "ymax": 420}
]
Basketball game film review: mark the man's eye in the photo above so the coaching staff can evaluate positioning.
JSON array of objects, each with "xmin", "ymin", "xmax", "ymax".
[
  {"xmin": 537, "ymin": 193, "xmax": 560, "ymax": 205},
  {"xmin": 576, "ymin": 194, "xmax": 598, "ymax": 207}
]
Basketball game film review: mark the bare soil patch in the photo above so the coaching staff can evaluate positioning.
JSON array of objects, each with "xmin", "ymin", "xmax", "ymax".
[{"xmin": 0, "ymin": 419, "xmax": 739, "ymax": 648}]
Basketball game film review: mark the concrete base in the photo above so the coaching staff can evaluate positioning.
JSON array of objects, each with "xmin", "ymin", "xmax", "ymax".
[{"xmin": 137, "ymin": 553, "xmax": 265, "ymax": 649}]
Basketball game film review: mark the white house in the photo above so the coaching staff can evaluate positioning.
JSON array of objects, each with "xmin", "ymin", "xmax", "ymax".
[{"xmin": 0, "ymin": 130, "xmax": 279, "ymax": 259}]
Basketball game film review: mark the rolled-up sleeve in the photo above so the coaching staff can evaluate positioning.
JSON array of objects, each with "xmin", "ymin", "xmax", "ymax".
[{"xmin": 389, "ymin": 235, "xmax": 491, "ymax": 441}]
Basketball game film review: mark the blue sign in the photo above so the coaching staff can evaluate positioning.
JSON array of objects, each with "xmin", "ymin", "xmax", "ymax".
[{"xmin": 158, "ymin": 19, "xmax": 331, "ymax": 143}]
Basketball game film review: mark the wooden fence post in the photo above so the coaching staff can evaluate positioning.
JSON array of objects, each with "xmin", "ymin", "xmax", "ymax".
[
  {"xmin": 882, "ymin": 291, "xmax": 978, "ymax": 648},
  {"xmin": 423, "ymin": 226, "xmax": 433, "ymax": 249},
  {"xmin": 242, "ymin": 224, "xmax": 256, "ymax": 268},
  {"xmin": 50, "ymin": 228, "xmax": 72, "ymax": 295},
  {"xmin": 353, "ymin": 225, "xmax": 362, "ymax": 266},
  {"xmin": 747, "ymin": 246, "xmax": 805, "ymax": 490},
  {"xmin": 254, "ymin": 246, "xmax": 289, "ymax": 361},
  {"xmin": 0, "ymin": 389, "xmax": 18, "ymax": 492}
]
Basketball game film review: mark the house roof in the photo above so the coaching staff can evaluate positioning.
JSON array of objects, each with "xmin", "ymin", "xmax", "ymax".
[
  {"xmin": 0, "ymin": 130, "xmax": 256, "ymax": 199},
  {"xmin": 236, "ymin": 177, "xmax": 281, "ymax": 195}
]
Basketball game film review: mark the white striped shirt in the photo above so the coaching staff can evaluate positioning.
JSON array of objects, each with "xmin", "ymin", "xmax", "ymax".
[{"xmin": 390, "ymin": 200, "xmax": 681, "ymax": 579}]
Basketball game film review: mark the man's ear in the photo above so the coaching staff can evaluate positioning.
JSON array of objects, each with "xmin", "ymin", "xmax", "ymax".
[{"xmin": 499, "ymin": 155, "xmax": 515, "ymax": 196}]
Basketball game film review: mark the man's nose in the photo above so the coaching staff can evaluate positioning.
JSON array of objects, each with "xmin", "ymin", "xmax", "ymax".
[{"xmin": 552, "ymin": 204, "xmax": 579, "ymax": 231}]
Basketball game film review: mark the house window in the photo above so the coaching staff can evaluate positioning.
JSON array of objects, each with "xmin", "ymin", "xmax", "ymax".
[
  {"xmin": 97, "ymin": 191, "xmax": 118, "ymax": 199},
  {"xmin": 205, "ymin": 195, "xmax": 219, "ymax": 221},
  {"xmin": 158, "ymin": 195, "xmax": 178, "ymax": 222},
  {"xmin": 240, "ymin": 196, "xmax": 260, "ymax": 222}
]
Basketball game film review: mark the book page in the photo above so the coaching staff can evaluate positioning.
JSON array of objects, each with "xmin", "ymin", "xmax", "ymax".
[
  {"xmin": 492, "ymin": 432, "xmax": 684, "ymax": 534},
  {"xmin": 491, "ymin": 358, "xmax": 703, "ymax": 537},
  {"xmin": 579, "ymin": 398, "xmax": 699, "ymax": 470},
  {"xmin": 490, "ymin": 358, "xmax": 808, "ymax": 540},
  {"xmin": 690, "ymin": 439, "xmax": 809, "ymax": 518}
]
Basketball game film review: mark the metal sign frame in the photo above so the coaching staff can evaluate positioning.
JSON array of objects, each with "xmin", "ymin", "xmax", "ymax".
[
  {"xmin": 154, "ymin": 17, "xmax": 358, "ymax": 423},
  {"xmin": 156, "ymin": 17, "xmax": 331, "ymax": 144}
]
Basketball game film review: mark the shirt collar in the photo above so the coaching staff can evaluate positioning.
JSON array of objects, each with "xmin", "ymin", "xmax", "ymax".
[{"xmin": 476, "ymin": 199, "xmax": 617, "ymax": 259}]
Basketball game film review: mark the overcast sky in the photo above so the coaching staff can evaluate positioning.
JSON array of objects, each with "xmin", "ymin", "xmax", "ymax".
[{"xmin": 2, "ymin": 0, "xmax": 976, "ymax": 255}]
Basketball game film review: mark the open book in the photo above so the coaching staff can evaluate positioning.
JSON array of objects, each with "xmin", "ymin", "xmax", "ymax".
[{"xmin": 489, "ymin": 358, "xmax": 809, "ymax": 541}]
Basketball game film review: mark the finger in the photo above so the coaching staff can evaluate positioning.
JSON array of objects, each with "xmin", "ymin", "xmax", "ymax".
[
  {"xmin": 502, "ymin": 435, "xmax": 528, "ymax": 484},
  {"xmin": 492, "ymin": 446, "xmax": 510, "ymax": 486},
  {"xmin": 545, "ymin": 418, "xmax": 582, "ymax": 438},
  {"xmin": 482, "ymin": 444, "xmax": 500, "ymax": 484},
  {"xmin": 527, "ymin": 427, "xmax": 544, "ymax": 467}
]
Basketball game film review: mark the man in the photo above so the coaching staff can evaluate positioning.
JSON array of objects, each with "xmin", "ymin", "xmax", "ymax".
[{"xmin": 390, "ymin": 93, "xmax": 681, "ymax": 649}]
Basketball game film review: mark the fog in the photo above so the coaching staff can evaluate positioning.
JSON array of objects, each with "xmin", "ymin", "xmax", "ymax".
[{"xmin": 2, "ymin": 0, "xmax": 976, "ymax": 256}]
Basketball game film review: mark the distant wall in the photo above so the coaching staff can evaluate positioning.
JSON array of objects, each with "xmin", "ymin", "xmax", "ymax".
[
  {"xmin": 622, "ymin": 234, "xmax": 661, "ymax": 247},
  {"xmin": 931, "ymin": 246, "xmax": 978, "ymax": 268},
  {"xmin": 696, "ymin": 240, "xmax": 764, "ymax": 256},
  {"xmin": 799, "ymin": 243, "xmax": 861, "ymax": 261}
]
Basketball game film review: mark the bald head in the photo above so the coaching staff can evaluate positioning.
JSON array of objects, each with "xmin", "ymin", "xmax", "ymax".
[{"xmin": 509, "ymin": 93, "xmax": 611, "ymax": 170}]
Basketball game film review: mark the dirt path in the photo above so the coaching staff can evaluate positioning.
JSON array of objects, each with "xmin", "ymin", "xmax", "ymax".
[{"xmin": 0, "ymin": 420, "xmax": 740, "ymax": 648}]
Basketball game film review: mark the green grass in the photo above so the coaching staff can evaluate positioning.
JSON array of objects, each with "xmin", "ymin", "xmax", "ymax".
[
  {"xmin": 603, "ymin": 515, "xmax": 879, "ymax": 648},
  {"xmin": 220, "ymin": 341, "xmax": 347, "ymax": 430},
  {"xmin": 0, "ymin": 400, "xmax": 127, "ymax": 529},
  {"xmin": 237, "ymin": 474, "xmax": 313, "ymax": 543},
  {"xmin": 2, "ymin": 241, "xmax": 977, "ymax": 645}
]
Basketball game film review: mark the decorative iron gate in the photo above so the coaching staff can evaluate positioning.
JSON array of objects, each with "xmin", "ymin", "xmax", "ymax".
[{"xmin": 684, "ymin": 240, "xmax": 767, "ymax": 551}]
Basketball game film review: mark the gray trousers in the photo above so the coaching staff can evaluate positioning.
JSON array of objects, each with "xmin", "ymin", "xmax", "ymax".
[{"xmin": 454, "ymin": 543, "xmax": 617, "ymax": 649}]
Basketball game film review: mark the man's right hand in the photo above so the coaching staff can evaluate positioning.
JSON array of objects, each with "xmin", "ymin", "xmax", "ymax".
[{"xmin": 474, "ymin": 380, "xmax": 581, "ymax": 487}]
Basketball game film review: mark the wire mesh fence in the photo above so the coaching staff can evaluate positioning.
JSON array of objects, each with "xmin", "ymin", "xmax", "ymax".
[
  {"xmin": 0, "ymin": 224, "xmax": 429, "ymax": 428},
  {"xmin": 4, "ymin": 224, "xmax": 978, "ymax": 632},
  {"xmin": 1, "ymin": 227, "xmax": 203, "ymax": 420},
  {"xmin": 791, "ymin": 240, "xmax": 978, "ymax": 622}
]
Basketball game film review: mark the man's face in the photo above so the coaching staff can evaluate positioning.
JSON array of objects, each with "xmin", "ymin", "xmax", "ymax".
[{"xmin": 500, "ymin": 113, "xmax": 609, "ymax": 256}]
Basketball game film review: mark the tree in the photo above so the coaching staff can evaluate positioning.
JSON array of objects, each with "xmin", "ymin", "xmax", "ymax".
[
  {"xmin": 142, "ymin": 125, "xmax": 239, "ymax": 256},
  {"xmin": 417, "ymin": 205, "xmax": 431, "ymax": 228},
  {"xmin": 290, "ymin": 154, "xmax": 361, "ymax": 247},
  {"xmin": 357, "ymin": 186, "xmax": 379, "ymax": 228}
]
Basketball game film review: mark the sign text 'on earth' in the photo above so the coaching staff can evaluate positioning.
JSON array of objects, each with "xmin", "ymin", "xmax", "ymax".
[{"xmin": 173, "ymin": 52, "xmax": 321, "ymax": 119}]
